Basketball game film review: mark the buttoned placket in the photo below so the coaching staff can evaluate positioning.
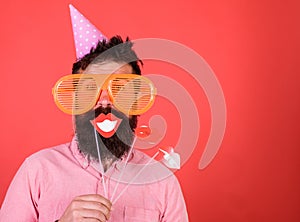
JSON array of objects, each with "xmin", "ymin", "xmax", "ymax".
[
  {"xmin": 93, "ymin": 160, "xmax": 122, "ymax": 199},
  {"xmin": 70, "ymin": 137, "xmax": 136, "ymax": 200}
]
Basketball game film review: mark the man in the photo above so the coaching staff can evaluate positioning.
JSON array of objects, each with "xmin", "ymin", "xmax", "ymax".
[{"xmin": 0, "ymin": 36, "xmax": 188, "ymax": 221}]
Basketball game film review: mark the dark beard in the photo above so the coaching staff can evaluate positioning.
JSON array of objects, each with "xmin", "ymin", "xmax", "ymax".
[{"xmin": 74, "ymin": 106, "xmax": 137, "ymax": 163}]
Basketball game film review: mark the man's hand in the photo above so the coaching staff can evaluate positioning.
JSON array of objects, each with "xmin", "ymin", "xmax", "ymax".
[{"xmin": 58, "ymin": 194, "xmax": 112, "ymax": 222}]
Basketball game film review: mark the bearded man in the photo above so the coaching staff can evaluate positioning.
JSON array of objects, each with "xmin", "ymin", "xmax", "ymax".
[{"xmin": 0, "ymin": 36, "xmax": 188, "ymax": 222}]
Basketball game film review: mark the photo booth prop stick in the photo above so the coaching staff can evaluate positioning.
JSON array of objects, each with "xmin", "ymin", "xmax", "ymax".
[
  {"xmin": 110, "ymin": 137, "xmax": 137, "ymax": 201},
  {"xmin": 111, "ymin": 146, "xmax": 181, "ymax": 204},
  {"xmin": 112, "ymin": 150, "xmax": 160, "ymax": 204},
  {"xmin": 110, "ymin": 123, "xmax": 170, "ymax": 203},
  {"xmin": 110, "ymin": 123, "xmax": 163, "ymax": 202},
  {"xmin": 135, "ymin": 123, "xmax": 164, "ymax": 145},
  {"xmin": 69, "ymin": 4, "xmax": 107, "ymax": 58},
  {"xmin": 94, "ymin": 128, "xmax": 108, "ymax": 198},
  {"xmin": 159, "ymin": 148, "xmax": 181, "ymax": 169},
  {"xmin": 135, "ymin": 116, "xmax": 167, "ymax": 149}
]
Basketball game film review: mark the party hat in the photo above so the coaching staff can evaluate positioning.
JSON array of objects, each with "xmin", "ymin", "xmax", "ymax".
[{"xmin": 69, "ymin": 4, "xmax": 107, "ymax": 58}]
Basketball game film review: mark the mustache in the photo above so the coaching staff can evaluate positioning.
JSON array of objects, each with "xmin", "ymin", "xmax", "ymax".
[{"xmin": 76, "ymin": 106, "xmax": 129, "ymax": 121}]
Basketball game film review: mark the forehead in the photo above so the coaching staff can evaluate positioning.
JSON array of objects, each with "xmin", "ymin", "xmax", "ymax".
[{"xmin": 83, "ymin": 61, "xmax": 133, "ymax": 74}]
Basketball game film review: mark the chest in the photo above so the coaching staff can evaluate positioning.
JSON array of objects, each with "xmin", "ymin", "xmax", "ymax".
[{"xmin": 36, "ymin": 168, "xmax": 163, "ymax": 222}]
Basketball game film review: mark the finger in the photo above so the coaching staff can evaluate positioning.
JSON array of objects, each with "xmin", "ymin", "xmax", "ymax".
[
  {"xmin": 69, "ymin": 200, "xmax": 110, "ymax": 220},
  {"xmin": 81, "ymin": 201, "xmax": 111, "ymax": 219},
  {"xmin": 80, "ymin": 209, "xmax": 108, "ymax": 222},
  {"xmin": 82, "ymin": 219, "xmax": 101, "ymax": 222},
  {"xmin": 76, "ymin": 194, "xmax": 112, "ymax": 209}
]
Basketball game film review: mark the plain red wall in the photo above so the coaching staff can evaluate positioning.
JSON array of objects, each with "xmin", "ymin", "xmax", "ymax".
[{"xmin": 1, "ymin": 0, "xmax": 299, "ymax": 221}]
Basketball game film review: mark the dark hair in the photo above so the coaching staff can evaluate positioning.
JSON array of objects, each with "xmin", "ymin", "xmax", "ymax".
[{"xmin": 72, "ymin": 35, "xmax": 143, "ymax": 74}]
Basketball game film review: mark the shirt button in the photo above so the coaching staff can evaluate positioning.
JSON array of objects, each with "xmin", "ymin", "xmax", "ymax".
[{"xmin": 83, "ymin": 160, "xmax": 88, "ymax": 168}]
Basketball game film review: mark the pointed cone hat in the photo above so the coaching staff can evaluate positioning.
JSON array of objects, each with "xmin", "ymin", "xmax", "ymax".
[{"xmin": 69, "ymin": 4, "xmax": 107, "ymax": 58}]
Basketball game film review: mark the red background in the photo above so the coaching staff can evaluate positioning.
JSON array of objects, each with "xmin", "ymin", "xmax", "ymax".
[{"xmin": 1, "ymin": 0, "xmax": 299, "ymax": 221}]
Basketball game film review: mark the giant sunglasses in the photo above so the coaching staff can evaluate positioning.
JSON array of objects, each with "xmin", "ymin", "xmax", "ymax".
[{"xmin": 52, "ymin": 74, "xmax": 156, "ymax": 115}]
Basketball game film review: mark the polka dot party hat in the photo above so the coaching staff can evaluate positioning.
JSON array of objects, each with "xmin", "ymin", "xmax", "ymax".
[{"xmin": 69, "ymin": 4, "xmax": 107, "ymax": 58}]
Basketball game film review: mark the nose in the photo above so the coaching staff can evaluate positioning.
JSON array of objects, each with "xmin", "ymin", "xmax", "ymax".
[{"xmin": 96, "ymin": 89, "xmax": 112, "ymax": 108}]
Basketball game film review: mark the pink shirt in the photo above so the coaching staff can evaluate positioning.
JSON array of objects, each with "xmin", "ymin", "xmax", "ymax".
[{"xmin": 0, "ymin": 138, "xmax": 188, "ymax": 221}]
